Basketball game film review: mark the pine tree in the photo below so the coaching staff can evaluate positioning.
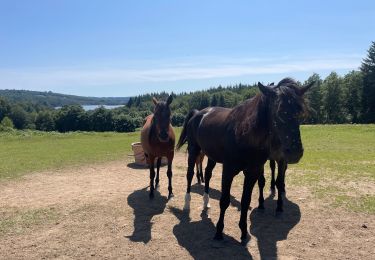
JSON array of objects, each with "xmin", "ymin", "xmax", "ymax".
[
  {"xmin": 219, "ymin": 94, "xmax": 225, "ymax": 107},
  {"xmin": 126, "ymin": 97, "xmax": 134, "ymax": 108},
  {"xmin": 361, "ymin": 41, "xmax": 375, "ymax": 123},
  {"xmin": 211, "ymin": 95, "xmax": 218, "ymax": 106}
]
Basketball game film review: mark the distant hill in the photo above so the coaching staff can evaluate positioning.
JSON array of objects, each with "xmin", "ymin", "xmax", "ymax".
[{"xmin": 0, "ymin": 89, "xmax": 130, "ymax": 107}]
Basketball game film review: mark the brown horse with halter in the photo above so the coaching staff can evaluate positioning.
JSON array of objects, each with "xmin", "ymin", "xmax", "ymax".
[
  {"xmin": 176, "ymin": 78, "xmax": 313, "ymax": 243},
  {"xmin": 141, "ymin": 95, "xmax": 175, "ymax": 199}
]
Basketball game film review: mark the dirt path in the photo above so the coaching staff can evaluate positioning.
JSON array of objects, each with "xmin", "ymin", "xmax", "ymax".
[{"xmin": 0, "ymin": 153, "xmax": 374, "ymax": 259}]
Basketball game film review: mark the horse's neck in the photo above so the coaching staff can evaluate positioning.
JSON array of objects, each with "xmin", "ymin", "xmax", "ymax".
[
  {"xmin": 148, "ymin": 115, "xmax": 157, "ymax": 141},
  {"xmin": 231, "ymin": 95, "xmax": 272, "ymax": 148}
]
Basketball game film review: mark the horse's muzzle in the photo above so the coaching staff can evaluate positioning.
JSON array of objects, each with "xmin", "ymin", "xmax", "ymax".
[
  {"xmin": 284, "ymin": 148, "xmax": 304, "ymax": 164},
  {"xmin": 158, "ymin": 132, "xmax": 169, "ymax": 143}
]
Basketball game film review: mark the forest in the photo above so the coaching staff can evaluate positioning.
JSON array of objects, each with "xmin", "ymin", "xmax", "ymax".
[{"xmin": 0, "ymin": 42, "xmax": 374, "ymax": 133}]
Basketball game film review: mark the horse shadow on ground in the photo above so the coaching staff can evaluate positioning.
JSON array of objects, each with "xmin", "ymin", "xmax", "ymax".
[
  {"xmin": 126, "ymin": 163, "xmax": 149, "ymax": 170},
  {"xmin": 190, "ymin": 183, "xmax": 242, "ymax": 211},
  {"xmin": 170, "ymin": 207, "xmax": 253, "ymax": 259},
  {"xmin": 126, "ymin": 187, "xmax": 168, "ymax": 243},
  {"xmin": 250, "ymin": 195, "xmax": 301, "ymax": 260},
  {"xmin": 126, "ymin": 162, "xmax": 168, "ymax": 170}
]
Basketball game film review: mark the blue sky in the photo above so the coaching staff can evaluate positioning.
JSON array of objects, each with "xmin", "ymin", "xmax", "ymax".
[{"xmin": 0, "ymin": 1, "xmax": 374, "ymax": 97}]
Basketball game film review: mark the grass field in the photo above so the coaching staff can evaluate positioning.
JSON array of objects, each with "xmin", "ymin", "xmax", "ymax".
[{"xmin": 0, "ymin": 125, "xmax": 374, "ymax": 213}]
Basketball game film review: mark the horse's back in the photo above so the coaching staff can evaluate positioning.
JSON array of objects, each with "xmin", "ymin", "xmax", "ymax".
[{"xmin": 195, "ymin": 107, "xmax": 231, "ymax": 163}]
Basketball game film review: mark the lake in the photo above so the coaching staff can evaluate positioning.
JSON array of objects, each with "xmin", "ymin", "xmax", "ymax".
[{"xmin": 55, "ymin": 105, "xmax": 124, "ymax": 111}]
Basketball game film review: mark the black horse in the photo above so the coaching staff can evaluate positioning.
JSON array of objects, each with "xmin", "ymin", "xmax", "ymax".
[{"xmin": 177, "ymin": 78, "xmax": 313, "ymax": 242}]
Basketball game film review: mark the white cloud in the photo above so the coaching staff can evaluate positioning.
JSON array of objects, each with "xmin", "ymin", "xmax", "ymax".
[{"xmin": 0, "ymin": 55, "xmax": 361, "ymax": 90}]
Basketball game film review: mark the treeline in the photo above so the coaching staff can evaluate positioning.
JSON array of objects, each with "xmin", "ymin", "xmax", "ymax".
[
  {"xmin": 0, "ymin": 89, "xmax": 129, "ymax": 107},
  {"xmin": 0, "ymin": 42, "xmax": 374, "ymax": 132}
]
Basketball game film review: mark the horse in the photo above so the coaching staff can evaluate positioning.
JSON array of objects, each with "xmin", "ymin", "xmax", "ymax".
[
  {"xmin": 176, "ymin": 78, "xmax": 313, "ymax": 242},
  {"xmin": 141, "ymin": 95, "xmax": 175, "ymax": 199}
]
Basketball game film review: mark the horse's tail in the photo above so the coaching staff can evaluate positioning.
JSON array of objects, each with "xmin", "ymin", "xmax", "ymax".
[{"xmin": 176, "ymin": 109, "xmax": 198, "ymax": 150}]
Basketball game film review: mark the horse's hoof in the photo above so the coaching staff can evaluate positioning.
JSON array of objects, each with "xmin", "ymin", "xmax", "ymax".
[
  {"xmin": 168, "ymin": 193, "xmax": 174, "ymax": 200},
  {"xmin": 155, "ymin": 184, "xmax": 160, "ymax": 191},
  {"xmin": 214, "ymin": 233, "xmax": 223, "ymax": 241},
  {"xmin": 281, "ymin": 191, "xmax": 286, "ymax": 199},
  {"xmin": 270, "ymin": 188, "xmax": 276, "ymax": 196},
  {"xmin": 149, "ymin": 192, "xmax": 154, "ymax": 199}
]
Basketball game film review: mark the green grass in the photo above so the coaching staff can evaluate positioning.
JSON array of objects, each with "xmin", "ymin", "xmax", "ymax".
[
  {"xmin": 0, "ymin": 129, "xmax": 182, "ymax": 180},
  {"xmin": 0, "ymin": 130, "xmax": 140, "ymax": 179},
  {"xmin": 288, "ymin": 124, "xmax": 375, "ymax": 213},
  {"xmin": 0, "ymin": 125, "xmax": 374, "ymax": 213}
]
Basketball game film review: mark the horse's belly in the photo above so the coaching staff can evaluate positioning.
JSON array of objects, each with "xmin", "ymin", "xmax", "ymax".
[{"xmin": 197, "ymin": 128, "xmax": 225, "ymax": 163}]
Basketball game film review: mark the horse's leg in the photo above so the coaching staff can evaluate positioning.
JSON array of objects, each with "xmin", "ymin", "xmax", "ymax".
[
  {"xmin": 184, "ymin": 145, "xmax": 200, "ymax": 210},
  {"xmin": 203, "ymin": 158, "xmax": 216, "ymax": 209},
  {"xmin": 239, "ymin": 167, "xmax": 261, "ymax": 243},
  {"xmin": 155, "ymin": 157, "xmax": 161, "ymax": 190},
  {"xmin": 257, "ymin": 167, "xmax": 265, "ymax": 210},
  {"xmin": 270, "ymin": 160, "xmax": 276, "ymax": 195},
  {"xmin": 276, "ymin": 160, "xmax": 287, "ymax": 214},
  {"xmin": 214, "ymin": 164, "xmax": 236, "ymax": 240},
  {"xmin": 166, "ymin": 153, "xmax": 174, "ymax": 199},
  {"xmin": 149, "ymin": 155, "xmax": 156, "ymax": 199},
  {"xmin": 195, "ymin": 162, "xmax": 201, "ymax": 185},
  {"xmin": 199, "ymin": 159, "xmax": 204, "ymax": 184}
]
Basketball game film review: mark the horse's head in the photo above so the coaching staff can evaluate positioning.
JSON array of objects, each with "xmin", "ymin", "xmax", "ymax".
[
  {"xmin": 152, "ymin": 95, "xmax": 173, "ymax": 142},
  {"xmin": 258, "ymin": 78, "xmax": 314, "ymax": 164}
]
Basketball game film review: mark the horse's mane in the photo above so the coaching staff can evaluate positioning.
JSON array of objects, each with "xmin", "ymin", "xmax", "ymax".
[
  {"xmin": 230, "ymin": 93, "xmax": 270, "ymax": 143},
  {"xmin": 231, "ymin": 77, "xmax": 307, "ymax": 143},
  {"xmin": 275, "ymin": 78, "xmax": 309, "ymax": 116},
  {"xmin": 148, "ymin": 114, "xmax": 156, "ymax": 142}
]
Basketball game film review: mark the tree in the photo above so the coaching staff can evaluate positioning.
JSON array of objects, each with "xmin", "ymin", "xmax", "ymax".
[
  {"xmin": 171, "ymin": 113, "xmax": 185, "ymax": 127},
  {"xmin": 55, "ymin": 105, "xmax": 87, "ymax": 132},
  {"xmin": 0, "ymin": 116, "xmax": 14, "ymax": 129},
  {"xmin": 211, "ymin": 95, "xmax": 218, "ymax": 106},
  {"xmin": 113, "ymin": 114, "xmax": 136, "ymax": 132},
  {"xmin": 0, "ymin": 97, "xmax": 11, "ymax": 121},
  {"xmin": 199, "ymin": 93, "xmax": 210, "ymax": 109},
  {"xmin": 361, "ymin": 41, "xmax": 375, "ymax": 123},
  {"xmin": 304, "ymin": 73, "xmax": 323, "ymax": 124},
  {"xmin": 9, "ymin": 105, "xmax": 28, "ymax": 129},
  {"xmin": 90, "ymin": 106, "xmax": 114, "ymax": 131},
  {"xmin": 343, "ymin": 71, "xmax": 363, "ymax": 123},
  {"xmin": 218, "ymin": 94, "xmax": 225, "ymax": 107},
  {"xmin": 321, "ymin": 72, "xmax": 345, "ymax": 123},
  {"xmin": 126, "ymin": 97, "xmax": 134, "ymax": 108},
  {"xmin": 35, "ymin": 111, "xmax": 55, "ymax": 131}
]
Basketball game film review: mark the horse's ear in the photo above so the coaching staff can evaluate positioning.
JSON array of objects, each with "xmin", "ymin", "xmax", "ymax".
[
  {"xmin": 270, "ymin": 82, "xmax": 275, "ymax": 86},
  {"xmin": 166, "ymin": 95, "xmax": 173, "ymax": 106},
  {"xmin": 152, "ymin": 97, "xmax": 158, "ymax": 105},
  {"xmin": 258, "ymin": 82, "xmax": 275, "ymax": 97},
  {"xmin": 299, "ymin": 81, "xmax": 315, "ymax": 95}
]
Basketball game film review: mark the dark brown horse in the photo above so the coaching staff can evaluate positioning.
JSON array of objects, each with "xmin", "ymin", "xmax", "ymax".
[
  {"xmin": 141, "ymin": 95, "xmax": 175, "ymax": 199},
  {"xmin": 176, "ymin": 78, "xmax": 313, "ymax": 242}
]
